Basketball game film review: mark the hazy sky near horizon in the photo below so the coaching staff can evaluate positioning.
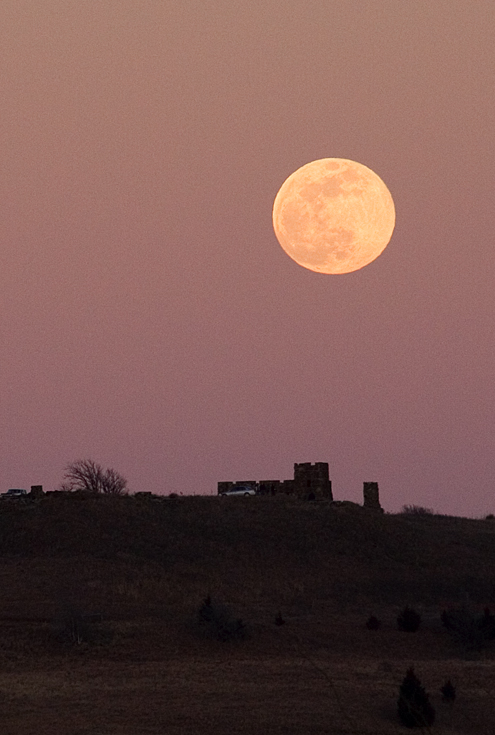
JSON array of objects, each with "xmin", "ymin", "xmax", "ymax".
[{"xmin": 1, "ymin": 1, "xmax": 494, "ymax": 515}]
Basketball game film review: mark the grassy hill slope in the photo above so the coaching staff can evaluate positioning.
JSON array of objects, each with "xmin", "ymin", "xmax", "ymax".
[
  {"xmin": 2, "ymin": 494, "xmax": 495, "ymax": 734},
  {"xmin": 1, "ymin": 493, "xmax": 494, "ymax": 618}
]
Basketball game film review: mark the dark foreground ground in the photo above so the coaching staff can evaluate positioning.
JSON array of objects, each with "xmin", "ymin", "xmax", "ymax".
[{"xmin": 1, "ymin": 493, "xmax": 495, "ymax": 734}]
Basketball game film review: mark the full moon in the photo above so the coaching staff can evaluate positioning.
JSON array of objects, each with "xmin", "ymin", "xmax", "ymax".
[{"xmin": 272, "ymin": 158, "xmax": 395, "ymax": 274}]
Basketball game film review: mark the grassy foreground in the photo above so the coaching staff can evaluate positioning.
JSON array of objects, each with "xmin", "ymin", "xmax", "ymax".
[{"xmin": 1, "ymin": 493, "xmax": 495, "ymax": 733}]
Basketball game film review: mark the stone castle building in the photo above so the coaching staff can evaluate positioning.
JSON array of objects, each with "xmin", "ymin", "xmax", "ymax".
[{"xmin": 218, "ymin": 462, "xmax": 382, "ymax": 509}]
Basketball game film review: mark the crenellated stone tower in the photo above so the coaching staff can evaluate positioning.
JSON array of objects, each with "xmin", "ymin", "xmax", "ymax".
[
  {"xmin": 293, "ymin": 462, "xmax": 333, "ymax": 500},
  {"xmin": 363, "ymin": 482, "xmax": 383, "ymax": 511}
]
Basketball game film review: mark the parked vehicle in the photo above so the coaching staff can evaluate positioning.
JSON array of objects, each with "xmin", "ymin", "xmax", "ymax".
[
  {"xmin": 221, "ymin": 486, "xmax": 257, "ymax": 497},
  {"xmin": 2, "ymin": 488, "xmax": 28, "ymax": 499}
]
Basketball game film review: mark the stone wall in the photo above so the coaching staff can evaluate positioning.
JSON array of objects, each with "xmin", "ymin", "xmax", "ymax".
[
  {"xmin": 218, "ymin": 464, "xmax": 333, "ymax": 499},
  {"xmin": 258, "ymin": 481, "xmax": 281, "ymax": 495},
  {"xmin": 219, "ymin": 465, "xmax": 384, "ymax": 508}
]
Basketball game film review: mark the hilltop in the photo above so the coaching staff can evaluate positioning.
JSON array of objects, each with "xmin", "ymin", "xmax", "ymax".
[
  {"xmin": 1, "ymin": 492, "xmax": 494, "ymax": 617},
  {"xmin": 2, "ymin": 493, "xmax": 495, "ymax": 734}
]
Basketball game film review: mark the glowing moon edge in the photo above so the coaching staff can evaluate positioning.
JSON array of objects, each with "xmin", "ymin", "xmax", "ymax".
[{"xmin": 272, "ymin": 158, "xmax": 395, "ymax": 274}]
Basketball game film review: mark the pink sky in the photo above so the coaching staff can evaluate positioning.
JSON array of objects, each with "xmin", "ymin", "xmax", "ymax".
[{"xmin": 1, "ymin": 1, "xmax": 494, "ymax": 515}]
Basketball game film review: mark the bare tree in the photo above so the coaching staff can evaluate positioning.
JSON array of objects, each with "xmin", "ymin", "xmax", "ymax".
[
  {"xmin": 61, "ymin": 459, "xmax": 128, "ymax": 495},
  {"xmin": 102, "ymin": 467, "xmax": 128, "ymax": 495}
]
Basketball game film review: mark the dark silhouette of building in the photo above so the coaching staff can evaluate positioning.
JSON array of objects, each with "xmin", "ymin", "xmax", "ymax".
[
  {"xmin": 293, "ymin": 462, "xmax": 332, "ymax": 500},
  {"xmin": 363, "ymin": 481, "xmax": 383, "ymax": 511},
  {"xmin": 218, "ymin": 464, "xmax": 382, "ymax": 508},
  {"xmin": 219, "ymin": 462, "xmax": 332, "ymax": 500}
]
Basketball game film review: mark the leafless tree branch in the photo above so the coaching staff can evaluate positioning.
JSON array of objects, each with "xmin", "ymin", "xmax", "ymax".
[{"xmin": 60, "ymin": 459, "xmax": 128, "ymax": 495}]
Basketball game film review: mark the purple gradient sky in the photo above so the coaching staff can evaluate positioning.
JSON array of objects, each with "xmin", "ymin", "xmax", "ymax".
[{"xmin": 1, "ymin": 1, "xmax": 494, "ymax": 515}]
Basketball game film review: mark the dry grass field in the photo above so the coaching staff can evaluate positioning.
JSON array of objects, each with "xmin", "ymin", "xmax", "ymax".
[{"xmin": 1, "ymin": 493, "xmax": 495, "ymax": 734}]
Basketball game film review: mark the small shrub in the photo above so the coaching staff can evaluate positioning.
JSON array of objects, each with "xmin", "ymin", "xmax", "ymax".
[
  {"xmin": 442, "ymin": 606, "xmax": 495, "ymax": 650},
  {"xmin": 442, "ymin": 607, "xmax": 480, "ymax": 649},
  {"xmin": 366, "ymin": 615, "xmax": 381, "ymax": 630},
  {"xmin": 401, "ymin": 505, "xmax": 434, "ymax": 516},
  {"xmin": 197, "ymin": 596, "xmax": 248, "ymax": 642},
  {"xmin": 398, "ymin": 667, "xmax": 435, "ymax": 727},
  {"xmin": 440, "ymin": 609, "xmax": 452, "ymax": 629},
  {"xmin": 54, "ymin": 608, "xmax": 112, "ymax": 647},
  {"xmin": 485, "ymin": 514, "xmax": 494, "ymax": 520},
  {"xmin": 198, "ymin": 595, "xmax": 212, "ymax": 620},
  {"xmin": 58, "ymin": 608, "xmax": 89, "ymax": 646},
  {"xmin": 397, "ymin": 607, "xmax": 421, "ymax": 632},
  {"xmin": 441, "ymin": 679, "xmax": 456, "ymax": 702},
  {"xmin": 479, "ymin": 607, "xmax": 495, "ymax": 639}
]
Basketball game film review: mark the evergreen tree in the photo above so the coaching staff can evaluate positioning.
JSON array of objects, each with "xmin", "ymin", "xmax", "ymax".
[
  {"xmin": 366, "ymin": 614, "xmax": 381, "ymax": 630},
  {"xmin": 275, "ymin": 611, "xmax": 285, "ymax": 626},
  {"xmin": 397, "ymin": 606, "xmax": 421, "ymax": 632},
  {"xmin": 480, "ymin": 607, "xmax": 495, "ymax": 640},
  {"xmin": 440, "ymin": 609, "xmax": 452, "ymax": 629},
  {"xmin": 398, "ymin": 667, "xmax": 435, "ymax": 728},
  {"xmin": 441, "ymin": 679, "xmax": 456, "ymax": 703}
]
